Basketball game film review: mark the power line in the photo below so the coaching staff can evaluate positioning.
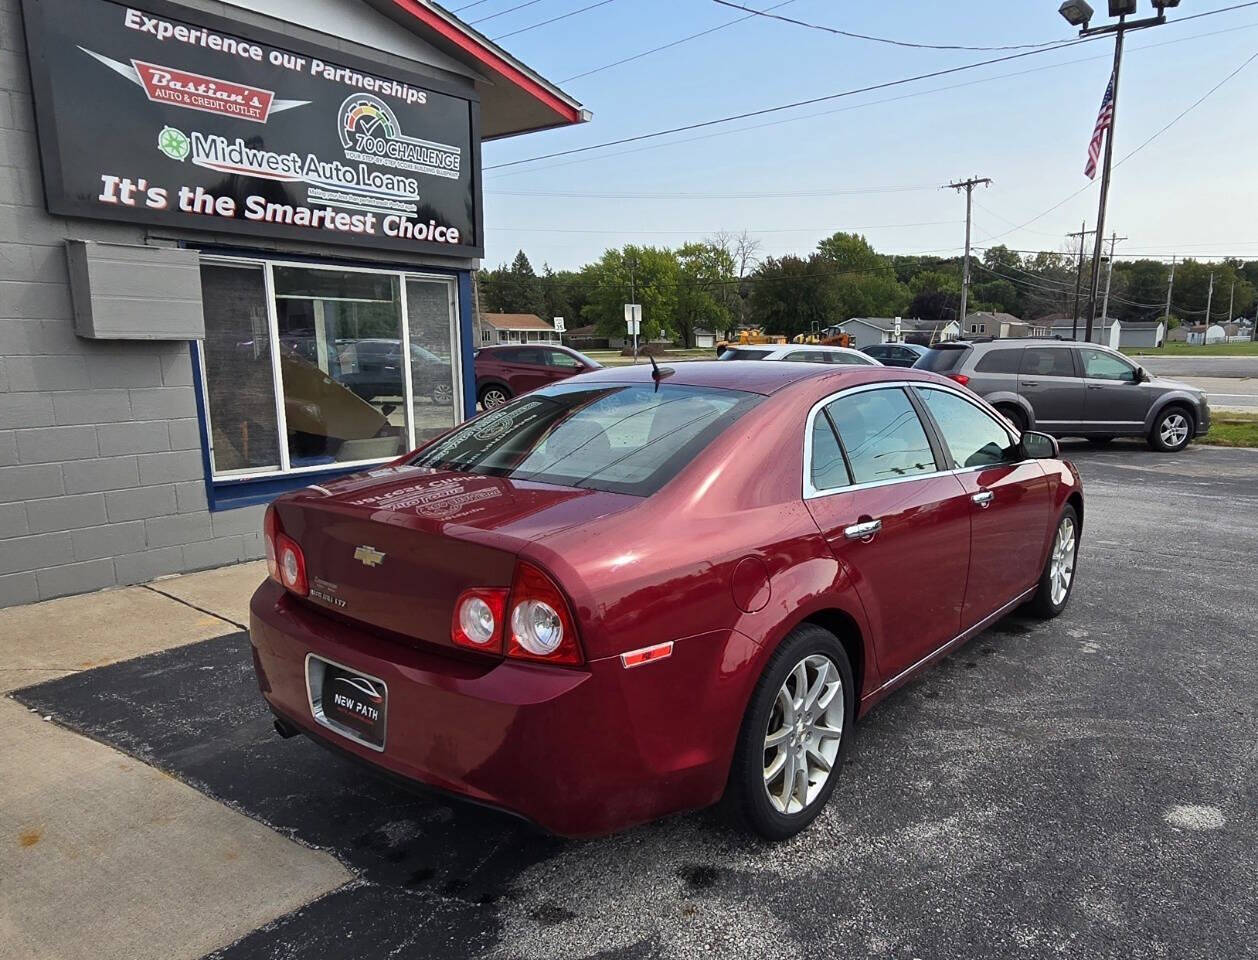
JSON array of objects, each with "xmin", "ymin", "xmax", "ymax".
[
  {"xmin": 489, "ymin": 219, "xmax": 961, "ymax": 235},
  {"xmin": 487, "ymin": 18, "xmax": 1258, "ymax": 180},
  {"xmin": 486, "ymin": 36, "xmax": 1105, "ymax": 170},
  {"xmin": 978, "ymin": 45, "xmax": 1258, "ymax": 241},
  {"xmin": 486, "ymin": 184, "xmax": 939, "ymax": 199},
  {"xmin": 709, "ymin": 0, "xmax": 1062, "ymax": 51},
  {"xmin": 470, "ymin": 0, "xmax": 547, "ymax": 25},
  {"xmin": 491, "ymin": 0, "xmax": 616, "ymax": 41},
  {"xmin": 560, "ymin": 0, "xmax": 797, "ymax": 83}
]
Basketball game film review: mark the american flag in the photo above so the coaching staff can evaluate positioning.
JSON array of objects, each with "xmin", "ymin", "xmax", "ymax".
[{"xmin": 1084, "ymin": 74, "xmax": 1115, "ymax": 180}]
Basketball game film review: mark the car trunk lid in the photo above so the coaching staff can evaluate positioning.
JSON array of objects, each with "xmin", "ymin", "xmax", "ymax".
[{"xmin": 273, "ymin": 464, "xmax": 637, "ymax": 651}]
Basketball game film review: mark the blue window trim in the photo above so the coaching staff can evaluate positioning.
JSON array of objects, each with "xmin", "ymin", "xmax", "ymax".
[{"xmin": 188, "ymin": 253, "xmax": 475, "ymax": 512}]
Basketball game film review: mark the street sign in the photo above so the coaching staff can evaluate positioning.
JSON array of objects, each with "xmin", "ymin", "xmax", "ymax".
[
  {"xmin": 893, "ymin": 316, "xmax": 902, "ymax": 341},
  {"xmin": 553, "ymin": 317, "xmax": 566, "ymax": 333},
  {"xmin": 624, "ymin": 303, "xmax": 642, "ymax": 335}
]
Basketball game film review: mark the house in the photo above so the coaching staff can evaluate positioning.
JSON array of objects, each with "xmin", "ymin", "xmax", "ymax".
[
  {"xmin": 836, "ymin": 317, "xmax": 960, "ymax": 348},
  {"xmin": 1112, "ymin": 320, "xmax": 1164, "ymax": 349},
  {"xmin": 963, "ymin": 312, "xmax": 1048, "ymax": 338},
  {"xmin": 479, "ymin": 313, "xmax": 562, "ymax": 346}
]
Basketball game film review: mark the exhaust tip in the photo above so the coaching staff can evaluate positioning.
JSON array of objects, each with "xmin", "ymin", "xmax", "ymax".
[{"xmin": 273, "ymin": 717, "xmax": 299, "ymax": 739}]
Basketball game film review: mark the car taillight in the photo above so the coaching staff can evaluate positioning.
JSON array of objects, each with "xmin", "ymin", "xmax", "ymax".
[
  {"xmin": 449, "ymin": 563, "xmax": 583, "ymax": 665},
  {"xmin": 451, "ymin": 587, "xmax": 508, "ymax": 652},
  {"xmin": 506, "ymin": 561, "xmax": 582, "ymax": 665},
  {"xmin": 263, "ymin": 505, "xmax": 307, "ymax": 596},
  {"xmin": 947, "ymin": 373, "xmax": 970, "ymax": 387},
  {"xmin": 264, "ymin": 505, "xmax": 280, "ymax": 581}
]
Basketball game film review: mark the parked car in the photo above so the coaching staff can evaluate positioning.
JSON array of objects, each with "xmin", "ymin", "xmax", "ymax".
[
  {"xmin": 474, "ymin": 344, "xmax": 602, "ymax": 407},
  {"xmin": 915, "ymin": 338, "xmax": 1210, "ymax": 452},
  {"xmin": 252, "ymin": 362, "xmax": 1083, "ymax": 839},
  {"xmin": 862, "ymin": 342, "xmax": 928, "ymax": 368},
  {"xmin": 337, "ymin": 338, "xmax": 455, "ymax": 406},
  {"xmin": 716, "ymin": 344, "xmax": 881, "ymax": 365}
]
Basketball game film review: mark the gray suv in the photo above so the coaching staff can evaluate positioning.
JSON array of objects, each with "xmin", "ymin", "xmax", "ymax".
[{"xmin": 916, "ymin": 339, "xmax": 1210, "ymax": 452}]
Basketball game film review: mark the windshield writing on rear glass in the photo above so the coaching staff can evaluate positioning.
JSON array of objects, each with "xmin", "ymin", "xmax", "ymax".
[{"xmin": 410, "ymin": 383, "xmax": 761, "ymax": 496}]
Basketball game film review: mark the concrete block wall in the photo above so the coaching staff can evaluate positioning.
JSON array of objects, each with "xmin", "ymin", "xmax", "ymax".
[
  {"xmin": 0, "ymin": 0, "xmax": 268, "ymax": 607},
  {"xmin": 0, "ymin": 0, "xmax": 479, "ymax": 607}
]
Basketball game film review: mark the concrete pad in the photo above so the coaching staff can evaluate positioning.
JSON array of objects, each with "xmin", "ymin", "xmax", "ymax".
[
  {"xmin": 0, "ymin": 587, "xmax": 233, "ymax": 694},
  {"xmin": 150, "ymin": 560, "xmax": 267, "ymax": 628},
  {"xmin": 0, "ymin": 698, "xmax": 350, "ymax": 960}
]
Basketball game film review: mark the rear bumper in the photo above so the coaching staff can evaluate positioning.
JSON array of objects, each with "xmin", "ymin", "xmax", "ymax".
[{"xmin": 249, "ymin": 581, "xmax": 755, "ymax": 837}]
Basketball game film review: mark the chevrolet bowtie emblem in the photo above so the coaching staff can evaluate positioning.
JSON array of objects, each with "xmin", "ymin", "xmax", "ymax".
[{"xmin": 353, "ymin": 545, "xmax": 385, "ymax": 568}]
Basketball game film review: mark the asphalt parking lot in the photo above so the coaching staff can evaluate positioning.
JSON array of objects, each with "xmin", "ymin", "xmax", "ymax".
[{"xmin": 11, "ymin": 440, "xmax": 1257, "ymax": 960}]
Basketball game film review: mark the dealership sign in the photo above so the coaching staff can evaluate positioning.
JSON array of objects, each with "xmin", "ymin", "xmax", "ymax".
[{"xmin": 21, "ymin": 0, "xmax": 483, "ymax": 256}]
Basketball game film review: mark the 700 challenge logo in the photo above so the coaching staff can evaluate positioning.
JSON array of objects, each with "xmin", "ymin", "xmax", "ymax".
[{"xmin": 338, "ymin": 94, "xmax": 461, "ymax": 181}]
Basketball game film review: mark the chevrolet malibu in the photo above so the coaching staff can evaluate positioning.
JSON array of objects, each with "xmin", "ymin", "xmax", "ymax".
[{"xmin": 250, "ymin": 361, "xmax": 1083, "ymax": 839}]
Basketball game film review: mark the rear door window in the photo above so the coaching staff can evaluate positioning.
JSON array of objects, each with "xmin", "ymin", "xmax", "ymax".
[
  {"xmin": 1021, "ymin": 347, "xmax": 1076, "ymax": 377},
  {"xmin": 915, "ymin": 346, "xmax": 968, "ymax": 373},
  {"xmin": 412, "ymin": 383, "xmax": 761, "ymax": 496},
  {"xmin": 821, "ymin": 388, "xmax": 938, "ymax": 484},
  {"xmin": 974, "ymin": 348, "xmax": 1023, "ymax": 374}
]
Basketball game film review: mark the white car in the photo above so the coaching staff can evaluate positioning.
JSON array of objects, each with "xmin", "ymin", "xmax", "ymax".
[{"xmin": 716, "ymin": 344, "xmax": 882, "ymax": 366}]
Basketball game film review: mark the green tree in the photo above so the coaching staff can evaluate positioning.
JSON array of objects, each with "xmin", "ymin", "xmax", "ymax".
[
  {"xmin": 674, "ymin": 242, "xmax": 735, "ymax": 346},
  {"xmin": 580, "ymin": 245, "xmax": 679, "ymax": 341},
  {"xmin": 747, "ymin": 254, "xmax": 837, "ymax": 338}
]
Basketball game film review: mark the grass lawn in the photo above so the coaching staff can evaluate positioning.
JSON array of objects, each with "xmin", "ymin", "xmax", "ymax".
[
  {"xmin": 1124, "ymin": 342, "xmax": 1258, "ymax": 356},
  {"xmin": 1203, "ymin": 413, "xmax": 1258, "ymax": 448},
  {"xmin": 584, "ymin": 348, "xmax": 714, "ymax": 367}
]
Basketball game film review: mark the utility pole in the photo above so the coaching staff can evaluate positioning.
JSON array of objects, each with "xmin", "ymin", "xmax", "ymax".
[
  {"xmin": 1098, "ymin": 232, "xmax": 1127, "ymax": 335},
  {"xmin": 1227, "ymin": 281, "xmax": 1235, "ymax": 324},
  {"xmin": 1067, "ymin": 222, "xmax": 1096, "ymax": 340},
  {"xmin": 1163, "ymin": 255, "xmax": 1176, "ymax": 321},
  {"xmin": 1205, "ymin": 272, "xmax": 1214, "ymax": 330},
  {"xmin": 944, "ymin": 176, "xmax": 992, "ymax": 329}
]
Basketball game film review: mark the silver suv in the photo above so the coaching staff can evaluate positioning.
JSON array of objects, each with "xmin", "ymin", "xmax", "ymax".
[{"xmin": 915, "ymin": 339, "xmax": 1210, "ymax": 452}]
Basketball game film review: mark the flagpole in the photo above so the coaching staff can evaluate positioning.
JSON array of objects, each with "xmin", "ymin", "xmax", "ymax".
[{"xmin": 1083, "ymin": 15, "xmax": 1125, "ymax": 345}]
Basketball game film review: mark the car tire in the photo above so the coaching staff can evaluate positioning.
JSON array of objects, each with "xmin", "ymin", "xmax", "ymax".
[
  {"xmin": 725, "ymin": 623, "xmax": 854, "ymax": 840},
  {"xmin": 1147, "ymin": 405, "xmax": 1194, "ymax": 452},
  {"xmin": 478, "ymin": 384, "xmax": 511, "ymax": 408},
  {"xmin": 1027, "ymin": 504, "xmax": 1079, "ymax": 619},
  {"xmin": 996, "ymin": 404, "xmax": 1028, "ymax": 433}
]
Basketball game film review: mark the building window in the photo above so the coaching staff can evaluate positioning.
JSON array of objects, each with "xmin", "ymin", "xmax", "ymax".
[
  {"xmin": 481, "ymin": 328, "xmax": 492, "ymax": 343},
  {"xmin": 198, "ymin": 258, "xmax": 462, "ymax": 480}
]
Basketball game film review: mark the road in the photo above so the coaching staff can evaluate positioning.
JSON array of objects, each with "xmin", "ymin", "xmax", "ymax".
[
  {"xmin": 13, "ymin": 442, "xmax": 1258, "ymax": 960},
  {"xmin": 1139, "ymin": 355, "xmax": 1258, "ymax": 379}
]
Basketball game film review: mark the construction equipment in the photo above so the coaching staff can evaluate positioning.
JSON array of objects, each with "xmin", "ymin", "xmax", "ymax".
[
  {"xmin": 714, "ymin": 328, "xmax": 788, "ymax": 355},
  {"xmin": 792, "ymin": 331, "xmax": 853, "ymax": 348}
]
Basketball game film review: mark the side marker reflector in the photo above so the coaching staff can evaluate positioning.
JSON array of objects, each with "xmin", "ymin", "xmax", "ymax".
[{"xmin": 620, "ymin": 641, "xmax": 674, "ymax": 669}]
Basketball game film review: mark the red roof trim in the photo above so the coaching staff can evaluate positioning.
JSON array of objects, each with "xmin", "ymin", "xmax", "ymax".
[{"xmin": 383, "ymin": 0, "xmax": 581, "ymax": 125}]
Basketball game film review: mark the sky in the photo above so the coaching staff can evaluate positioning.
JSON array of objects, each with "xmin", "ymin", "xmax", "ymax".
[{"xmin": 469, "ymin": 0, "xmax": 1258, "ymax": 271}]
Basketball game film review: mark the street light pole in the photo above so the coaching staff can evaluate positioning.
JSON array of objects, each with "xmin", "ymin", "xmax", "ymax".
[
  {"xmin": 1083, "ymin": 15, "xmax": 1125, "ymax": 344},
  {"xmin": 1061, "ymin": 2, "xmax": 1176, "ymax": 343}
]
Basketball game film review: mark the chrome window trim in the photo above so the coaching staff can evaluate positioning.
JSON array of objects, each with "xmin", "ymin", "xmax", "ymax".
[{"xmin": 802, "ymin": 380, "xmax": 1024, "ymax": 501}]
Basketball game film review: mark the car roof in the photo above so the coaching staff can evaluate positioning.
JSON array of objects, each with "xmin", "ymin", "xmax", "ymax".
[{"xmin": 573, "ymin": 360, "xmax": 909, "ymax": 395}]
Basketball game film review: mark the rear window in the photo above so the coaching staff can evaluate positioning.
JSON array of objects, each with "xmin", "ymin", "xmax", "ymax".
[
  {"xmin": 974, "ymin": 347, "xmax": 1023, "ymax": 374},
  {"xmin": 718, "ymin": 348, "xmax": 771, "ymax": 361},
  {"xmin": 411, "ymin": 382, "xmax": 761, "ymax": 496},
  {"xmin": 915, "ymin": 345, "xmax": 968, "ymax": 373}
]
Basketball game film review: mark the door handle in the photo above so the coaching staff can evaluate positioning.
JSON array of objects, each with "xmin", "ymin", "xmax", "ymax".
[
  {"xmin": 1021, "ymin": 380, "xmax": 1039, "ymax": 387},
  {"xmin": 843, "ymin": 519, "xmax": 882, "ymax": 541},
  {"xmin": 1087, "ymin": 383, "xmax": 1104, "ymax": 390},
  {"xmin": 971, "ymin": 490, "xmax": 994, "ymax": 508}
]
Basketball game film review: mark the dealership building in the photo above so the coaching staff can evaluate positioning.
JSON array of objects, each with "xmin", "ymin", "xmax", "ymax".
[{"xmin": 0, "ymin": 0, "xmax": 587, "ymax": 606}]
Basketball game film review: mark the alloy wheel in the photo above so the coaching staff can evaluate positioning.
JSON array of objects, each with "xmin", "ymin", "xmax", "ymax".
[
  {"xmin": 1049, "ymin": 515, "xmax": 1076, "ymax": 607},
  {"xmin": 432, "ymin": 382, "xmax": 453, "ymax": 405},
  {"xmin": 763, "ymin": 654, "xmax": 844, "ymax": 815},
  {"xmin": 1160, "ymin": 413, "xmax": 1189, "ymax": 449},
  {"xmin": 482, "ymin": 388, "xmax": 508, "ymax": 408}
]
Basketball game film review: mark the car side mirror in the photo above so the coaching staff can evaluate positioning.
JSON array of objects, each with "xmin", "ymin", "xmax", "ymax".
[
  {"xmin": 1134, "ymin": 366, "xmax": 1147, "ymax": 383},
  {"xmin": 1021, "ymin": 430, "xmax": 1059, "ymax": 460}
]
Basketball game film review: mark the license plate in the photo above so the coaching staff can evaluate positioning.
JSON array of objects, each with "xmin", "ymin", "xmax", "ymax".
[{"xmin": 310, "ymin": 657, "xmax": 387, "ymax": 750}]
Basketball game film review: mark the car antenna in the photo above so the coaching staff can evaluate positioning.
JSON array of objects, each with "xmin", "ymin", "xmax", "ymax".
[{"xmin": 648, "ymin": 353, "xmax": 674, "ymax": 389}]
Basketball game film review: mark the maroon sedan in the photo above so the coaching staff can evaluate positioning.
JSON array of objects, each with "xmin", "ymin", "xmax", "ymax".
[
  {"xmin": 251, "ymin": 362, "xmax": 1082, "ymax": 838},
  {"xmin": 474, "ymin": 343, "xmax": 602, "ymax": 409}
]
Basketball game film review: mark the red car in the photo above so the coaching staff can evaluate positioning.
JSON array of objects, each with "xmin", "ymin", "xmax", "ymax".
[
  {"xmin": 250, "ymin": 362, "xmax": 1083, "ymax": 838},
  {"xmin": 473, "ymin": 343, "xmax": 602, "ymax": 409}
]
